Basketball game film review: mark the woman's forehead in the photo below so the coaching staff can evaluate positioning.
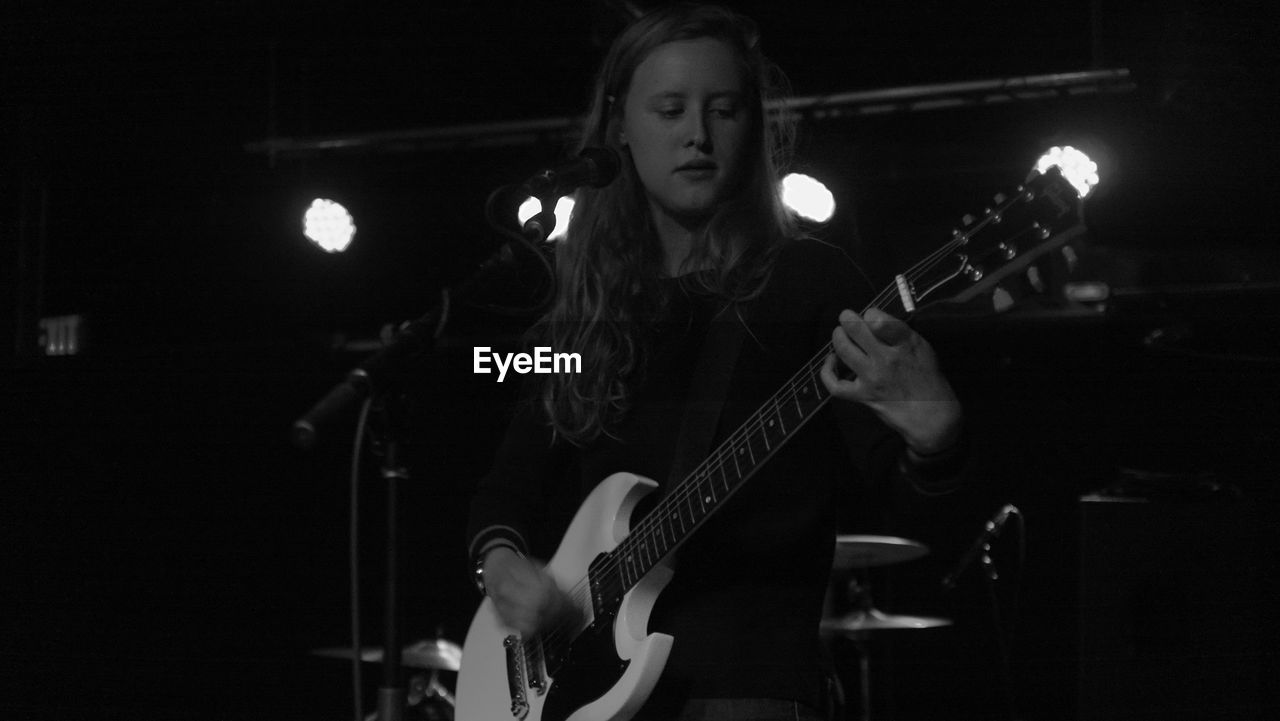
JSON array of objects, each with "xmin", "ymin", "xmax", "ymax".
[{"xmin": 627, "ymin": 38, "xmax": 745, "ymax": 99}]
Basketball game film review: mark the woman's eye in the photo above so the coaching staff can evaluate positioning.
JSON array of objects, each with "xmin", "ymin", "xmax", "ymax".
[
  {"xmin": 711, "ymin": 106, "xmax": 738, "ymax": 118},
  {"xmin": 658, "ymin": 107, "xmax": 683, "ymax": 118}
]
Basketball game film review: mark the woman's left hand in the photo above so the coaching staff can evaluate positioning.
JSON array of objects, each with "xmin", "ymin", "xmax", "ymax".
[{"xmin": 819, "ymin": 308, "xmax": 963, "ymax": 455}]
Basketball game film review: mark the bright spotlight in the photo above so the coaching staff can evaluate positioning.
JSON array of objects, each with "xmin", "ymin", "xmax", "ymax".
[
  {"xmin": 303, "ymin": 198, "xmax": 356, "ymax": 253},
  {"xmin": 517, "ymin": 195, "xmax": 574, "ymax": 241},
  {"xmin": 1034, "ymin": 146, "xmax": 1099, "ymax": 199},
  {"xmin": 780, "ymin": 173, "xmax": 836, "ymax": 223}
]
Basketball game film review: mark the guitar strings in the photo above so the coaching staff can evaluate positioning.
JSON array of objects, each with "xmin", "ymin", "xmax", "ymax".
[
  {"xmin": 555, "ymin": 227, "xmax": 962, "ymax": 594},
  {"xmin": 535, "ymin": 230, "xmax": 977, "ymax": 662},
  {"xmin": 538, "ymin": 232, "xmax": 970, "ymax": 654},
  {"xmin": 604, "ymin": 231, "xmax": 967, "ymax": 561},
  {"xmin": 539, "ymin": 188, "xmax": 1047, "ymax": 667}
]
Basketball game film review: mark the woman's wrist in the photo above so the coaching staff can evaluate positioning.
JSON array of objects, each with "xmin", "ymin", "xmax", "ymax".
[{"xmin": 473, "ymin": 543, "xmax": 523, "ymax": 596}]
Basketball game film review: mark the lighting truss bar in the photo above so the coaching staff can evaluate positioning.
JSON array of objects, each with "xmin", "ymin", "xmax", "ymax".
[
  {"xmin": 245, "ymin": 68, "xmax": 1132, "ymax": 160},
  {"xmin": 779, "ymin": 68, "xmax": 1133, "ymax": 118}
]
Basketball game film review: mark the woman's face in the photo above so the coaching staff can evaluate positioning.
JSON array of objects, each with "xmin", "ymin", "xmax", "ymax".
[{"xmin": 621, "ymin": 38, "xmax": 751, "ymax": 226}]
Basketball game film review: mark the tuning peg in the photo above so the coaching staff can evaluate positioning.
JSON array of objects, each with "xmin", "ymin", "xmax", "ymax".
[
  {"xmin": 961, "ymin": 213, "xmax": 976, "ymax": 226},
  {"xmin": 993, "ymin": 193, "xmax": 1007, "ymax": 204}
]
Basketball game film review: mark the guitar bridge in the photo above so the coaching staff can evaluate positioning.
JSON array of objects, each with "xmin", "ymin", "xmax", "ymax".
[{"xmin": 524, "ymin": 635, "xmax": 547, "ymax": 695}]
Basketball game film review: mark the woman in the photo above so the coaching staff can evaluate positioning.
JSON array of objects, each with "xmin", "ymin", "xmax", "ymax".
[{"xmin": 467, "ymin": 4, "xmax": 964, "ymax": 720}]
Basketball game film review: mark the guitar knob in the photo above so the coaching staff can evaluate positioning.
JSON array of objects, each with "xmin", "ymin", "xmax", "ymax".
[{"xmin": 964, "ymin": 264, "xmax": 984, "ymax": 281}]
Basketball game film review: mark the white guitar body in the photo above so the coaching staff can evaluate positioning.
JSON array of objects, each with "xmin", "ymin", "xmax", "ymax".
[{"xmin": 457, "ymin": 472, "xmax": 674, "ymax": 721}]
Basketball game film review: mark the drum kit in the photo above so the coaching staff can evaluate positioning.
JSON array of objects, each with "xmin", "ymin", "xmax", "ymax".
[
  {"xmin": 822, "ymin": 534, "xmax": 950, "ymax": 721},
  {"xmin": 312, "ymin": 534, "xmax": 944, "ymax": 721},
  {"xmin": 312, "ymin": 637, "xmax": 462, "ymax": 720}
]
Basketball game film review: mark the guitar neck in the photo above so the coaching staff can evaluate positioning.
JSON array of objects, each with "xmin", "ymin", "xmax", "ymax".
[
  {"xmin": 605, "ymin": 337, "xmax": 835, "ymax": 591},
  {"xmin": 589, "ymin": 165, "xmax": 1085, "ymax": 604}
]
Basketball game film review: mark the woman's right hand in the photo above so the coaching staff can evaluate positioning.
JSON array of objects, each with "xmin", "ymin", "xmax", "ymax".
[{"xmin": 482, "ymin": 547, "xmax": 582, "ymax": 636}]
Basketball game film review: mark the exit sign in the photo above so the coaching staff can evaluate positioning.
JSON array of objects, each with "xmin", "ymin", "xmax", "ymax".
[{"xmin": 38, "ymin": 315, "xmax": 85, "ymax": 356}]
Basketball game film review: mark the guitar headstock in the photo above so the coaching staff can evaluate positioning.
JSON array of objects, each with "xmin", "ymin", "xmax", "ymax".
[{"xmin": 901, "ymin": 163, "xmax": 1090, "ymax": 312}]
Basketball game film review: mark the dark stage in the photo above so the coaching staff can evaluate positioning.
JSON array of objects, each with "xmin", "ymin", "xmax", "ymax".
[{"xmin": 3, "ymin": 1, "xmax": 1277, "ymax": 719}]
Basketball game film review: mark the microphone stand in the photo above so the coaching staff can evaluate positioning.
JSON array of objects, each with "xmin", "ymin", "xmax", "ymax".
[
  {"xmin": 291, "ymin": 184, "xmax": 556, "ymax": 721},
  {"xmin": 292, "ymin": 185, "xmax": 554, "ymax": 449},
  {"xmin": 373, "ymin": 402, "xmax": 409, "ymax": 721}
]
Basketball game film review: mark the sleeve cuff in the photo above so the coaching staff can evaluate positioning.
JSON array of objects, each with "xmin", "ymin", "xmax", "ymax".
[
  {"xmin": 899, "ymin": 427, "xmax": 969, "ymax": 496},
  {"xmin": 468, "ymin": 525, "xmax": 529, "ymax": 564}
]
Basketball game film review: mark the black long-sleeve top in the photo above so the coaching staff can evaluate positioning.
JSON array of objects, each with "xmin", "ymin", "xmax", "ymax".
[{"xmin": 466, "ymin": 238, "xmax": 963, "ymax": 711}]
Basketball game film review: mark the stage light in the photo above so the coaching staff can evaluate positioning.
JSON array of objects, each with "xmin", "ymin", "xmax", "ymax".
[
  {"xmin": 1034, "ymin": 146, "xmax": 1099, "ymax": 198},
  {"xmin": 780, "ymin": 173, "xmax": 836, "ymax": 223},
  {"xmin": 303, "ymin": 198, "xmax": 356, "ymax": 253},
  {"xmin": 517, "ymin": 195, "xmax": 574, "ymax": 241}
]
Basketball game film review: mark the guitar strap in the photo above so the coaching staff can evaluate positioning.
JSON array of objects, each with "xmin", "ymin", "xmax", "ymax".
[{"xmin": 666, "ymin": 302, "xmax": 747, "ymax": 487}]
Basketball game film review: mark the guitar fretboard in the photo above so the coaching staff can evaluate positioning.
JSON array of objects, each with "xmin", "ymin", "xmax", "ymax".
[{"xmin": 603, "ymin": 336, "xmax": 835, "ymax": 594}]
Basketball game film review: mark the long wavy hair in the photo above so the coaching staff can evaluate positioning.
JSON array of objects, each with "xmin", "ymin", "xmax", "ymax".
[{"xmin": 536, "ymin": 3, "xmax": 798, "ymax": 445}]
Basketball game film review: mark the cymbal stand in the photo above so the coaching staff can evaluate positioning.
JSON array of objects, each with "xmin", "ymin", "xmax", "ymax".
[{"xmin": 846, "ymin": 574, "xmax": 874, "ymax": 721}]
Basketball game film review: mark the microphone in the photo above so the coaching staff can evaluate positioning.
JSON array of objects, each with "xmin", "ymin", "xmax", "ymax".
[
  {"xmin": 941, "ymin": 504, "xmax": 1018, "ymax": 589},
  {"xmin": 521, "ymin": 147, "xmax": 621, "ymax": 198}
]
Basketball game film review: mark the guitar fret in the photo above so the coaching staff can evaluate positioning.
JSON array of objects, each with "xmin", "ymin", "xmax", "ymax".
[
  {"xmin": 785, "ymin": 389, "xmax": 805, "ymax": 427},
  {"xmin": 651, "ymin": 530, "xmax": 666, "ymax": 561}
]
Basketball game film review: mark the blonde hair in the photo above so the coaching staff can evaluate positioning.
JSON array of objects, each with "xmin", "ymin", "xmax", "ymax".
[{"xmin": 537, "ymin": 3, "xmax": 797, "ymax": 444}]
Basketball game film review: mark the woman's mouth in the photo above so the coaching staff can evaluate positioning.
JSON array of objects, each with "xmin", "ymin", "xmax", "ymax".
[{"xmin": 675, "ymin": 161, "xmax": 717, "ymax": 179}]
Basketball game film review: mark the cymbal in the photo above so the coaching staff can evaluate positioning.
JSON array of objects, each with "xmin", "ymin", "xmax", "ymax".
[
  {"xmin": 312, "ymin": 638, "xmax": 462, "ymax": 671},
  {"xmin": 821, "ymin": 608, "xmax": 952, "ymax": 635},
  {"xmin": 833, "ymin": 535, "xmax": 929, "ymax": 569}
]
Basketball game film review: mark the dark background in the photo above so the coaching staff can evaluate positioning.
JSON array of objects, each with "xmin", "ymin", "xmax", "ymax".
[{"xmin": 3, "ymin": 1, "xmax": 1277, "ymax": 719}]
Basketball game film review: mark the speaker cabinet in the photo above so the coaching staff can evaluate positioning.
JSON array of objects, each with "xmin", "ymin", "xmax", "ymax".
[{"xmin": 1077, "ymin": 495, "xmax": 1263, "ymax": 721}]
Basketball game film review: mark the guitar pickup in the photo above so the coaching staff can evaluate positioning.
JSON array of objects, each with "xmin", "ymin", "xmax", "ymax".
[{"xmin": 503, "ymin": 635, "xmax": 530, "ymax": 719}]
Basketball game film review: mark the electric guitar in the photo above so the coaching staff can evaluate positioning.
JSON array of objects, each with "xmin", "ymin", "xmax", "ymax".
[{"xmin": 457, "ymin": 160, "xmax": 1094, "ymax": 721}]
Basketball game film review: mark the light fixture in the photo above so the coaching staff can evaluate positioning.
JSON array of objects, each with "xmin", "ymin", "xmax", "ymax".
[
  {"xmin": 302, "ymin": 198, "xmax": 356, "ymax": 253},
  {"xmin": 517, "ymin": 196, "xmax": 575, "ymax": 241},
  {"xmin": 1034, "ymin": 146, "xmax": 1099, "ymax": 198},
  {"xmin": 780, "ymin": 173, "xmax": 836, "ymax": 223}
]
